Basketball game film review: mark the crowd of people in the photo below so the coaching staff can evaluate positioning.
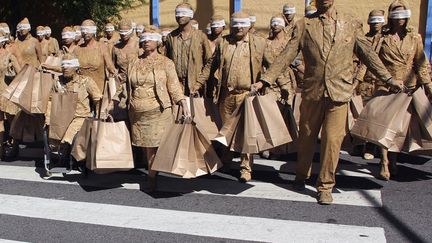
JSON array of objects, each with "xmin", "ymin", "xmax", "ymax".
[{"xmin": 0, "ymin": 0, "xmax": 430, "ymax": 205}]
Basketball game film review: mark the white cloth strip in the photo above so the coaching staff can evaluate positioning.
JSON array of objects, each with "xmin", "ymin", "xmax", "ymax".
[
  {"xmin": 0, "ymin": 193, "xmax": 387, "ymax": 242},
  {"xmin": 62, "ymin": 31, "xmax": 76, "ymax": 39},
  {"xmin": 161, "ymin": 31, "xmax": 171, "ymax": 37},
  {"xmin": 249, "ymin": 16, "xmax": 257, "ymax": 23},
  {"xmin": 231, "ymin": 17, "xmax": 251, "ymax": 28},
  {"xmin": 119, "ymin": 28, "xmax": 133, "ymax": 36},
  {"xmin": 105, "ymin": 26, "xmax": 115, "ymax": 32},
  {"xmin": 36, "ymin": 30, "xmax": 46, "ymax": 36},
  {"xmin": 17, "ymin": 24, "xmax": 31, "ymax": 31},
  {"xmin": 44, "ymin": 27, "xmax": 51, "ymax": 34},
  {"xmin": 175, "ymin": 7, "xmax": 194, "ymax": 18},
  {"xmin": 368, "ymin": 16, "xmax": 385, "ymax": 24},
  {"xmin": 306, "ymin": 10, "xmax": 317, "ymax": 16},
  {"xmin": 284, "ymin": 7, "xmax": 296, "ymax": 14},
  {"xmin": 211, "ymin": 19, "xmax": 226, "ymax": 28},
  {"xmin": 75, "ymin": 30, "xmax": 81, "ymax": 36},
  {"xmin": 271, "ymin": 17, "xmax": 285, "ymax": 27},
  {"xmin": 136, "ymin": 26, "xmax": 144, "ymax": 33},
  {"xmin": 192, "ymin": 24, "xmax": 199, "ymax": 30},
  {"xmin": 0, "ymin": 27, "xmax": 10, "ymax": 34},
  {"xmin": 389, "ymin": 9, "xmax": 411, "ymax": 19},
  {"xmin": 140, "ymin": 32, "xmax": 162, "ymax": 43},
  {"xmin": 80, "ymin": 25, "xmax": 97, "ymax": 34},
  {"xmin": 61, "ymin": 59, "xmax": 80, "ymax": 68},
  {"xmin": 0, "ymin": 36, "xmax": 8, "ymax": 43}
]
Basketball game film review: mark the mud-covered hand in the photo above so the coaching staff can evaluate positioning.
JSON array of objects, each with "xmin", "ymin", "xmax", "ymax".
[{"xmin": 387, "ymin": 78, "xmax": 404, "ymax": 93}]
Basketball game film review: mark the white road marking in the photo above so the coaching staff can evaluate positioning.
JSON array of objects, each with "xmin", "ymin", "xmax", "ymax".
[
  {"xmin": 0, "ymin": 165, "xmax": 382, "ymax": 207},
  {"xmin": 0, "ymin": 193, "xmax": 386, "ymax": 243},
  {"xmin": 239, "ymin": 158, "xmax": 376, "ymax": 178}
]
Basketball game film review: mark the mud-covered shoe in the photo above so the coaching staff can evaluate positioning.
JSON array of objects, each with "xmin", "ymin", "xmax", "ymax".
[
  {"xmin": 317, "ymin": 191, "xmax": 333, "ymax": 205},
  {"xmin": 239, "ymin": 172, "xmax": 252, "ymax": 183},
  {"xmin": 379, "ymin": 159, "xmax": 390, "ymax": 181}
]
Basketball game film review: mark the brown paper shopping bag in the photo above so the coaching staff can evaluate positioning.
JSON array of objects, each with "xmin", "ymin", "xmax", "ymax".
[
  {"xmin": 10, "ymin": 66, "xmax": 36, "ymax": 113},
  {"xmin": 351, "ymin": 92, "xmax": 412, "ymax": 149},
  {"xmin": 71, "ymin": 118, "xmax": 94, "ymax": 161},
  {"xmin": 88, "ymin": 119, "xmax": 134, "ymax": 171},
  {"xmin": 190, "ymin": 97, "xmax": 222, "ymax": 140},
  {"xmin": 253, "ymin": 94, "xmax": 292, "ymax": 151},
  {"xmin": 411, "ymin": 88, "xmax": 432, "ymax": 140},
  {"xmin": 406, "ymin": 113, "xmax": 432, "ymax": 155},
  {"xmin": 49, "ymin": 93, "xmax": 78, "ymax": 141},
  {"xmin": 213, "ymin": 104, "xmax": 242, "ymax": 147},
  {"xmin": 152, "ymin": 121, "xmax": 222, "ymax": 178},
  {"xmin": 3, "ymin": 64, "xmax": 31, "ymax": 100},
  {"xmin": 30, "ymin": 71, "xmax": 54, "ymax": 114}
]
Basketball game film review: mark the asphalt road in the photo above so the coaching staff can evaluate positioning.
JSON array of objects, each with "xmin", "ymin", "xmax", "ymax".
[{"xmin": 0, "ymin": 147, "xmax": 431, "ymax": 243}]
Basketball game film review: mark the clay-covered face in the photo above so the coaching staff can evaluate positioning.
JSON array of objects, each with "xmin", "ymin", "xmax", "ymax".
[
  {"xmin": 62, "ymin": 37, "xmax": 74, "ymax": 46},
  {"xmin": 284, "ymin": 13, "xmax": 295, "ymax": 22},
  {"xmin": 119, "ymin": 25, "xmax": 132, "ymax": 42},
  {"xmin": 106, "ymin": 31, "xmax": 114, "ymax": 38},
  {"xmin": 18, "ymin": 29, "xmax": 29, "ymax": 37},
  {"xmin": 271, "ymin": 24, "xmax": 284, "ymax": 33},
  {"xmin": 176, "ymin": 16, "xmax": 191, "ymax": 26},
  {"xmin": 141, "ymin": 39, "xmax": 158, "ymax": 53},
  {"xmin": 231, "ymin": 26, "xmax": 250, "ymax": 40},
  {"xmin": 82, "ymin": 31, "xmax": 94, "ymax": 42},
  {"xmin": 211, "ymin": 26, "xmax": 224, "ymax": 36},
  {"xmin": 62, "ymin": 66, "xmax": 77, "ymax": 78},
  {"xmin": 390, "ymin": 6, "xmax": 408, "ymax": 28},
  {"xmin": 369, "ymin": 22, "xmax": 384, "ymax": 33}
]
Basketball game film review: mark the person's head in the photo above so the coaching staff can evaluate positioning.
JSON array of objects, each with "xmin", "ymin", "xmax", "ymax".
[
  {"xmin": 17, "ymin": 18, "xmax": 31, "ymax": 37},
  {"xmin": 191, "ymin": 19, "xmax": 199, "ymax": 30},
  {"xmin": 139, "ymin": 25, "xmax": 162, "ymax": 54},
  {"xmin": 0, "ymin": 31, "xmax": 8, "ymax": 48},
  {"xmin": 0, "ymin": 23, "xmax": 11, "ymax": 39},
  {"xmin": 136, "ymin": 24, "xmax": 145, "ymax": 36},
  {"xmin": 210, "ymin": 15, "xmax": 226, "ymax": 36},
  {"xmin": 316, "ymin": 0, "xmax": 334, "ymax": 12},
  {"xmin": 161, "ymin": 28, "xmax": 171, "ymax": 43},
  {"xmin": 105, "ymin": 23, "xmax": 115, "ymax": 38},
  {"xmin": 80, "ymin": 19, "xmax": 97, "ymax": 42},
  {"xmin": 73, "ymin": 25, "xmax": 82, "ymax": 42},
  {"xmin": 118, "ymin": 20, "xmax": 133, "ymax": 42},
  {"xmin": 305, "ymin": 5, "xmax": 317, "ymax": 17},
  {"xmin": 44, "ymin": 26, "xmax": 52, "ymax": 38},
  {"xmin": 270, "ymin": 14, "xmax": 285, "ymax": 35},
  {"xmin": 36, "ymin": 26, "xmax": 46, "ymax": 41},
  {"xmin": 61, "ymin": 53, "xmax": 80, "ymax": 79},
  {"xmin": 388, "ymin": 0, "xmax": 410, "ymax": 31},
  {"xmin": 230, "ymin": 11, "xmax": 251, "ymax": 41},
  {"xmin": 61, "ymin": 26, "xmax": 76, "ymax": 46},
  {"xmin": 175, "ymin": 3, "xmax": 194, "ymax": 26},
  {"xmin": 282, "ymin": 3, "xmax": 296, "ymax": 23},
  {"xmin": 368, "ymin": 10, "xmax": 385, "ymax": 33}
]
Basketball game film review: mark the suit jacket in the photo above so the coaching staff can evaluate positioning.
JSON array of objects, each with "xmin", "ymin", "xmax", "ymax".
[
  {"xmin": 195, "ymin": 34, "xmax": 267, "ymax": 103},
  {"xmin": 165, "ymin": 28, "xmax": 212, "ymax": 95},
  {"xmin": 261, "ymin": 9, "xmax": 392, "ymax": 103}
]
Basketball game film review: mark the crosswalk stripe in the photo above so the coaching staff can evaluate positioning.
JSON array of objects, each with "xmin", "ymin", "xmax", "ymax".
[
  {"xmin": 242, "ymin": 159, "xmax": 376, "ymax": 178},
  {"xmin": 0, "ymin": 193, "xmax": 386, "ymax": 243},
  {"xmin": 0, "ymin": 240, "xmax": 29, "ymax": 243},
  {"xmin": 0, "ymin": 165, "xmax": 382, "ymax": 207}
]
